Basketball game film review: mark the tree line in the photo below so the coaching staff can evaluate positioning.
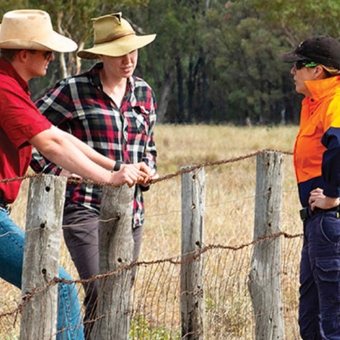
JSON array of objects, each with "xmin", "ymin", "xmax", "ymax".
[{"xmin": 1, "ymin": 0, "xmax": 339, "ymax": 124}]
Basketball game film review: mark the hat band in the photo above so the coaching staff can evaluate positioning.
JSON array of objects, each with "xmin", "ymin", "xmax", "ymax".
[{"xmin": 94, "ymin": 31, "xmax": 135, "ymax": 44}]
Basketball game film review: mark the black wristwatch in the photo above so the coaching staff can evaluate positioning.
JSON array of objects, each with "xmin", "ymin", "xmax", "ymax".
[{"xmin": 113, "ymin": 160, "xmax": 123, "ymax": 171}]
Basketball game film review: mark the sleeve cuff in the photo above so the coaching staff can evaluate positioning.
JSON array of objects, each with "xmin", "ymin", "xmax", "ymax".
[
  {"xmin": 323, "ymin": 182, "xmax": 340, "ymax": 198},
  {"xmin": 140, "ymin": 185, "xmax": 150, "ymax": 192}
]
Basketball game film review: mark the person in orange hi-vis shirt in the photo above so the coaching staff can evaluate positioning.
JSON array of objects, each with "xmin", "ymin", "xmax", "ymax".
[{"xmin": 281, "ymin": 36, "xmax": 340, "ymax": 340}]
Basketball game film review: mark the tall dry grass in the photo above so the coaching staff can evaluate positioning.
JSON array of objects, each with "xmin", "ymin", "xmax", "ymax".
[{"xmin": 1, "ymin": 124, "xmax": 302, "ymax": 339}]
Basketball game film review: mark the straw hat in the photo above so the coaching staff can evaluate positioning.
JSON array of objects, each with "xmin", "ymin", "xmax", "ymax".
[
  {"xmin": 0, "ymin": 9, "xmax": 77, "ymax": 52},
  {"xmin": 77, "ymin": 12, "xmax": 156, "ymax": 59}
]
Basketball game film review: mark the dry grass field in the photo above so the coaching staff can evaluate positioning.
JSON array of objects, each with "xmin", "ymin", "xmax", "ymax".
[{"xmin": 0, "ymin": 124, "xmax": 302, "ymax": 339}]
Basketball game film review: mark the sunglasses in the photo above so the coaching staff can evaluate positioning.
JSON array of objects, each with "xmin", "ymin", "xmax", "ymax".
[
  {"xmin": 27, "ymin": 50, "xmax": 53, "ymax": 60},
  {"xmin": 42, "ymin": 51, "xmax": 53, "ymax": 60},
  {"xmin": 294, "ymin": 60, "xmax": 318, "ymax": 70}
]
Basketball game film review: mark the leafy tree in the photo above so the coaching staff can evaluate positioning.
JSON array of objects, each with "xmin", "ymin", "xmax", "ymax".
[
  {"xmin": 205, "ymin": 1, "xmax": 296, "ymax": 124},
  {"xmin": 1, "ymin": 0, "xmax": 336, "ymax": 124},
  {"xmin": 124, "ymin": 0, "xmax": 302, "ymax": 124},
  {"xmin": 250, "ymin": 0, "xmax": 340, "ymax": 45},
  {"xmin": 123, "ymin": 0, "xmax": 213, "ymax": 122},
  {"xmin": 0, "ymin": 0, "xmax": 146, "ymax": 99}
]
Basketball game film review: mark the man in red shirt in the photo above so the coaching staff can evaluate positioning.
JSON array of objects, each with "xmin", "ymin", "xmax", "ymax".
[{"xmin": 0, "ymin": 9, "xmax": 151, "ymax": 340}]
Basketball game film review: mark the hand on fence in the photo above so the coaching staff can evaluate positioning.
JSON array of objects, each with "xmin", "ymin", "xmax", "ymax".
[
  {"xmin": 139, "ymin": 166, "xmax": 159, "ymax": 187},
  {"xmin": 129, "ymin": 162, "xmax": 158, "ymax": 187},
  {"xmin": 111, "ymin": 163, "xmax": 150, "ymax": 187}
]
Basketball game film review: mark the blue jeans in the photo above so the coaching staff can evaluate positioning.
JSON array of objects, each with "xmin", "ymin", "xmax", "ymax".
[
  {"xmin": 0, "ymin": 209, "xmax": 84, "ymax": 339},
  {"xmin": 299, "ymin": 210, "xmax": 340, "ymax": 339}
]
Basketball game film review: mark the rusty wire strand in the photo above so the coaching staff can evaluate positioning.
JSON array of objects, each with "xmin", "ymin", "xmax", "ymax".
[
  {"xmin": 0, "ymin": 149, "xmax": 296, "ymax": 327},
  {"xmin": 0, "ymin": 149, "xmax": 295, "ymax": 235},
  {"xmin": 0, "ymin": 149, "xmax": 292, "ymax": 186}
]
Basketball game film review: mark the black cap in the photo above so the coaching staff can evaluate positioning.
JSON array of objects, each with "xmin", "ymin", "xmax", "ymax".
[{"xmin": 280, "ymin": 35, "xmax": 340, "ymax": 69}]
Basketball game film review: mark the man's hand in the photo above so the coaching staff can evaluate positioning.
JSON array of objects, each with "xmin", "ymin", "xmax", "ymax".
[{"xmin": 308, "ymin": 188, "xmax": 339, "ymax": 211}]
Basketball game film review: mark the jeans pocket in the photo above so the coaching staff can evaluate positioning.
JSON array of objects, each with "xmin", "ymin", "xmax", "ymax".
[{"xmin": 319, "ymin": 213, "xmax": 340, "ymax": 244}]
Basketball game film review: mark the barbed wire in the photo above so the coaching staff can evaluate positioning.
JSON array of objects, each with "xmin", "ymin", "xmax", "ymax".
[
  {"xmin": 0, "ymin": 149, "xmax": 296, "ymax": 236},
  {"xmin": 0, "ymin": 148, "xmax": 298, "ymax": 338},
  {"xmin": 0, "ymin": 149, "xmax": 292, "ymax": 187},
  {"xmin": 152, "ymin": 148, "xmax": 293, "ymax": 184}
]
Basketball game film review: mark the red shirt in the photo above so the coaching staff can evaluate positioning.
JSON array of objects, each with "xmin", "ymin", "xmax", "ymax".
[{"xmin": 0, "ymin": 58, "xmax": 52, "ymax": 204}]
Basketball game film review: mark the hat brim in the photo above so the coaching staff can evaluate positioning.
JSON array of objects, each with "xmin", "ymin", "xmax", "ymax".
[
  {"xmin": 0, "ymin": 29, "xmax": 77, "ymax": 52},
  {"xmin": 77, "ymin": 34, "xmax": 156, "ymax": 60},
  {"xmin": 279, "ymin": 50, "xmax": 307, "ymax": 63}
]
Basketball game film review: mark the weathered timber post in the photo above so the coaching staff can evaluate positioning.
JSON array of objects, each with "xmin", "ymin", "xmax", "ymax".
[
  {"xmin": 91, "ymin": 184, "xmax": 134, "ymax": 340},
  {"xmin": 248, "ymin": 151, "xmax": 285, "ymax": 340},
  {"xmin": 20, "ymin": 175, "xmax": 67, "ymax": 340},
  {"xmin": 181, "ymin": 167, "xmax": 206, "ymax": 340}
]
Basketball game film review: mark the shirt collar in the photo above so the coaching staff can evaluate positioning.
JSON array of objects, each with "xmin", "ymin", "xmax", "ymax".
[
  {"xmin": 0, "ymin": 57, "xmax": 30, "ymax": 94},
  {"xmin": 88, "ymin": 62, "xmax": 103, "ymax": 87},
  {"xmin": 305, "ymin": 76, "xmax": 340, "ymax": 101},
  {"xmin": 89, "ymin": 62, "xmax": 135, "ymax": 92}
]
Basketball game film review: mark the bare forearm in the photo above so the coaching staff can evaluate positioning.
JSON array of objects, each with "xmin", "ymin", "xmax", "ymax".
[
  {"xmin": 41, "ymin": 142, "xmax": 110, "ymax": 182},
  {"xmin": 29, "ymin": 127, "xmax": 150, "ymax": 187},
  {"xmin": 29, "ymin": 128, "xmax": 111, "ymax": 182}
]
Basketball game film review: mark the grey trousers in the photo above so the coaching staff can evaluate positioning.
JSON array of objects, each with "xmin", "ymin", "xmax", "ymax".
[{"xmin": 62, "ymin": 202, "xmax": 143, "ymax": 339}]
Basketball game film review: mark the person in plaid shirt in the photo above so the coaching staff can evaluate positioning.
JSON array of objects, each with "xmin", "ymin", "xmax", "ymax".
[{"xmin": 30, "ymin": 13, "xmax": 157, "ymax": 338}]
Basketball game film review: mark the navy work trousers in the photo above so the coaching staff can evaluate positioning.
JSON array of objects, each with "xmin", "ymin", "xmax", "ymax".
[{"xmin": 299, "ymin": 209, "xmax": 340, "ymax": 339}]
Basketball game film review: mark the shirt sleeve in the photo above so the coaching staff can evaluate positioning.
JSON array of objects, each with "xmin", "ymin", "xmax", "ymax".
[
  {"xmin": 321, "ymin": 99, "xmax": 340, "ymax": 197},
  {"xmin": 30, "ymin": 146, "xmax": 63, "ymax": 175},
  {"xmin": 0, "ymin": 77, "xmax": 52, "ymax": 149},
  {"xmin": 141, "ymin": 88, "xmax": 157, "ymax": 172},
  {"xmin": 30, "ymin": 81, "xmax": 73, "ymax": 174},
  {"xmin": 35, "ymin": 81, "xmax": 75, "ymax": 125}
]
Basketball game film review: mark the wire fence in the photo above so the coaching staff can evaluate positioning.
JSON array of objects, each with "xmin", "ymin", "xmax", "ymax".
[
  {"xmin": 0, "ymin": 149, "xmax": 303, "ymax": 340},
  {"xmin": 0, "ymin": 234, "xmax": 302, "ymax": 339}
]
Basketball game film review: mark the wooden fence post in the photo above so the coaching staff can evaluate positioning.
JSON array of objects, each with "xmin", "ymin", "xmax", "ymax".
[
  {"xmin": 91, "ymin": 184, "xmax": 135, "ymax": 340},
  {"xmin": 20, "ymin": 175, "xmax": 67, "ymax": 340},
  {"xmin": 248, "ymin": 151, "xmax": 285, "ymax": 339},
  {"xmin": 181, "ymin": 167, "xmax": 206, "ymax": 340}
]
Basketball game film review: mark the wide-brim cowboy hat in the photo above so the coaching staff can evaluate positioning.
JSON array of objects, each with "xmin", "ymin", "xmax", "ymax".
[
  {"xmin": 0, "ymin": 9, "xmax": 77, "ymax": 52},
  {"xmin": 77, "ymin": 12, "xmax": 156, "ymax": 60}
]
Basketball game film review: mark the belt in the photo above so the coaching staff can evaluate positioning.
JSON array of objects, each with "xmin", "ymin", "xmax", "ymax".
[{"xmin": 300, "ymin": 205, "xmax": 340, "ymax": 221}]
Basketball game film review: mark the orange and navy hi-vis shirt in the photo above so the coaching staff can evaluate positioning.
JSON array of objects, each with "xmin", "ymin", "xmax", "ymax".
[{"xmin": 294, "ymin": 76, "xmax": 340, "ymax": 207}]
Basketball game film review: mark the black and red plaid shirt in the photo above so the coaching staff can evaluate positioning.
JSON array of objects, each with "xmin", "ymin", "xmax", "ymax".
[{"xmin": 30, "ymin": 63, "xmax": 157, "ymax": 227}]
